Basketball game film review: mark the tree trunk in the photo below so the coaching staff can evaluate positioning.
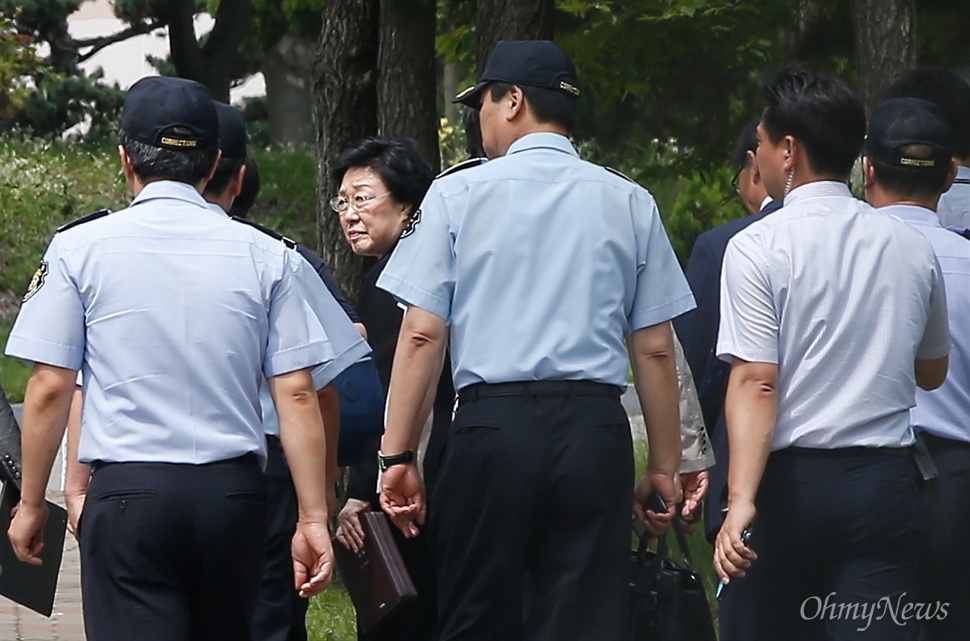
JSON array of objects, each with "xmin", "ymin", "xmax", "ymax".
[
  {"xmin": 475, "ymin": 0, "xmax": 554, "ymax": 75},
  {"xmin": 263, "ymin": 35, "xmax": 315, "ymax": 146},
  {"xmin": 378, "ymin": 0, "xmax": 439, "ymax": 173},
  {"xmin": 851, "ymin": 0, "xmax": 917, "ymax": 115},
  {"xmin": 312, "ymin": 0, "xmax": 380, "ymax": 304},
  {"xmin": 162, "ymin": 0, "xmax": 253, "ymax": 102}
]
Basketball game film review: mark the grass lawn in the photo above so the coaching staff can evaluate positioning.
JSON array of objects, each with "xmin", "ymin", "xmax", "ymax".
[{"xmin": 0, "ymin": 313, "xmax": 31, "ymax": 402}]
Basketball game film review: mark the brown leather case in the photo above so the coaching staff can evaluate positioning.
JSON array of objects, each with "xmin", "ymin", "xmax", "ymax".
[{"xmin": 333, "ymin": 511, "xmax": 418, "ymax": 632}]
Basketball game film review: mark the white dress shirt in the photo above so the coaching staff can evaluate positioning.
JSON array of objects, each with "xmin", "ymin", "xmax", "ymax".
[{"xmin": 717, "ymin": 181, "xmax": 950, "ymax": 450}]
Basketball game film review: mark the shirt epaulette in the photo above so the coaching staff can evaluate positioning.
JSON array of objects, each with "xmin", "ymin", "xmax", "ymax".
[
  {"xmin": 436, "ymin": 157, "xmax": 487, "ymax": 179},
  {"xmin": 57, "ymin": 209, "xmax": 111, "ymax": 233},
  {"xmin": 231, "ymin": 216, "xmax": 296, "ymax": 249},
  {"xmin": 960, "ymin": 228, "xmax": 970, "ymax": 240},
  {"xmin": 605, "ymin": 167, "xmax": 636, "ymax": 184},
  {"xmin": 953, "ymin": 177, "xmax": 970, "ymax": 185}
]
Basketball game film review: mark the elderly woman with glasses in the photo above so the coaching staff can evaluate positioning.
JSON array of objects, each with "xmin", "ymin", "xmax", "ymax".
[{"xmin": 331, "ymin": 137, "xmax": 452, "ymax": 641}]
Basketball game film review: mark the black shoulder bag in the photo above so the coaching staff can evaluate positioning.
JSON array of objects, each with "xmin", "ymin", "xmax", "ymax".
[{"xmin": 630, "ymin": 519, "xmax": 717, "ymax": 641}]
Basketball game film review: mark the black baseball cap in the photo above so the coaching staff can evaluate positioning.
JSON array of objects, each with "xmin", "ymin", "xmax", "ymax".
[
  {"xmin": 120, "ymin": 76, "xmax": 218, "ymax": 151},
  {"xmin": 452, "ymin": 40, "xmax": 580, "ymax": 107},
  {"xmin": 213, "ymin": 101, "xmax": 247, "ymax": 159},
  {"xmin": 864, "ymin": 97, "xmax": 953, "ymax": 169}
]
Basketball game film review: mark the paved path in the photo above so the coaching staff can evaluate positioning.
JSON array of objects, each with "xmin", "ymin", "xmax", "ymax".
[{"xmin": 0, "ymin": 493, "xmax": 85, "ymax": 641}]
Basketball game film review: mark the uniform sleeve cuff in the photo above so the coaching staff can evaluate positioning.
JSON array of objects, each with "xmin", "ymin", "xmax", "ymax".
[
  {"xmin": 4, "ymin": 335, "xmax": 83, "ymax": 370},
  {"xmin": 375, "ymin": 272, "xmax": 450, "ymax": 322}
]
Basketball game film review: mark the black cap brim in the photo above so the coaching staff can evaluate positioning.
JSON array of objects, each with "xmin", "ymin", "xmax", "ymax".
[{"xmin": 452, "ymin": 81, "xmax": 489, "ymax": 107}]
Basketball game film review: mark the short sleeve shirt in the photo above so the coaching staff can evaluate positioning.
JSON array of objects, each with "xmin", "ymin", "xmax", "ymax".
[
  {"xmin": 5, "ymin": 181, "xmax": 334, "ymax": 465},
  {"xmin": 377, "ymin": 132, "xmax": 695, "ymax": 390},
  {"xmin": 938, "ymin": 165, "xmax": 970, "ymax": 231},
  {"xmin": 258, "ymin": 246, "xmax": 371, "ymax": 437},
  {"xmin": 884, "ymin": 204, "xmax": 969, "ymax": 443},
  {"xmin": 717, "ymin": 182, "xmax": 949, "ymax": 450}
]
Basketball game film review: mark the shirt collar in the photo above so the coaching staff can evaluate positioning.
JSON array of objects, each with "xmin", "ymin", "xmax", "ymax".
[
  {"xmin": 879, "ymin": 204, "xmax": 942, "ymax": 228},
  {"xmin": 205, "ymin": 201, "xmax": 230, "ymax": 218},
  {"xmin": 131, "ymin": 180, "xmax": 209, "ymax": 208},
  {"xmin": 783, "ymin": 180, "xmax": 852, "ymax": 207},
  {"xmin": 759, "ymin": 195, "xmax": 773, "ymax": 211},
  {"xmin": 506, "ymin": 132, "xmax": 579, "ymax": 158},
  {"xmin": 957, "ymin": 165, "xmax": 970, "ymax": 180}
]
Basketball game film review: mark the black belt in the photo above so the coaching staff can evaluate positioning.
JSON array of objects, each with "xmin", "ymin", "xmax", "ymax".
[
  {"xmin": 266, "ymin": 435, "xmax": 283, "ymax": 451},
  {"xmin": 91, "ymin": 452, "xmax": 259, "ymax": 473},
  {"xmin": 920, "ymin": 432, "xmax": 970, "ymax": 453},
  {"xmin": 458, "ymin": 380, "xmax": 622, "ymax": 405},
  {"xmin": 777, "ymin": 446, "xmax": 912, "ymax": 459}
]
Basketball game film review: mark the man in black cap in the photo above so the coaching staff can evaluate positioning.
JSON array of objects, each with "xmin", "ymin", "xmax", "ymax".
[
  {"xmin": 6, "ymin": 76, "xmax": 339, "ymax": 641},
  {"xmin": 863, "ymin": 97, "xmax": 969, "ymax": 641},
  {"xmin": 376, "ymin": 40, "xmax": 693, "ymax": 640}
]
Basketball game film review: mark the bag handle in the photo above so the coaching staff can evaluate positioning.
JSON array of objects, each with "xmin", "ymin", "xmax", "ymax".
[{"xmin": 633, "ymin": 516, "xmax": 698, "ymax": 572}]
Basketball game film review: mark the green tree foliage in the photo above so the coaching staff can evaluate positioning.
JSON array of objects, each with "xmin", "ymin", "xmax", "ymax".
[
  {"xmin": 0, "ymin": 14, "xmax": 44, "ymax": 115},
  {"xmin": 0, "ymin": 3, "xmax": 125, "ymax": 140}
]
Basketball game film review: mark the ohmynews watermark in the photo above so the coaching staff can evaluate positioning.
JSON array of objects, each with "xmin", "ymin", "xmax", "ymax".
[{"xmin": 801, "ymin": 592, "xmax": 948, "ymax": 632}]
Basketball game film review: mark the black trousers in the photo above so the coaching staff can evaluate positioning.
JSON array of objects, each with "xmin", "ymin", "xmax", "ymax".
[
  {"xmin": 918, "ymin": 434, "xmax": 970, "ymax": 641},
  {"xmin": 719, "ymin": 447, "xmax": 922, "ymax": 641},
  {"xmin": 431, "ymin": 388, "xmax": 633, "ymax": 641},
  {"xmin": 80, "ymin": 455, "xmax": 267, "ymax": 641},
  {"xmin": 251, "ymin": 440, "xmax": 309, "ymax": 641}
]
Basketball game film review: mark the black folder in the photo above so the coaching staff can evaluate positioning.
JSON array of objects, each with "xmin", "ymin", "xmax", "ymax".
[
  {"xmin": 0, "ymin": 480, "xmax": 68, "ymax": 617},
  {"xmin": 333, "ymin": 511, "xmax": 417, "ymax": 632}
]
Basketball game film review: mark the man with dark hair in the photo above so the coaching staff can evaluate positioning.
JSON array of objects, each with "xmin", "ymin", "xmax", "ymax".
[
  {"xmin": 206, "ymin": 102, "xmax": 369, "ymax": 641},
  {"xmin": 6, "ymin": 76, "xmax": 344, "ymax": 641},
  {"xmin": 883, "ymin": 67, "xmax": 970, "ymax": 231},
  {"xmin": 673, "ymin": 117, "xmax": 781, "ymax": 543},
  {"xmin": 714, "ymin": 70, "xmax": 949, "ymax": 641},
  {"xmin": 376, "ymin": 40, "xmax": 694, "ymax": 640},
  {"xmin": 863, "ymin": 97, "xmax": 969, "ymax": 641}
]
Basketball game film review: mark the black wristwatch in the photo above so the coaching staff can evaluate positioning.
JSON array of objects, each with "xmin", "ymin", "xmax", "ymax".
[{"xmin": 378, "ymin": 449, "xmax": 415, "ymax": 472}]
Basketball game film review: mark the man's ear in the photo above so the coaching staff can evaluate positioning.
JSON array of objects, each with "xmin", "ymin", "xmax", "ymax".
[
  {"xmin": 943, "ymin": 159, "xmax": 958, "ymax": 193},
  {"xmin": 747, "ymin": 150, "xmax": 761, "ymax": 185},
  {"xmin": 118, "ymin": 144, "xmax": 133, "ymax": 176},
  {"xmin": 507, "ymin": 86, "xmax": 525, "ymax": 121},
  {"xmin": 229, "ymin": 163, "xmax": 246, "ymax": 199},
  {"xmin": 203, "ymin": 149, "xmax": 223, "ymax": 185},
  {"xmin": 861, "ymin": 156, "xmax": 876, "ymax": 190}
]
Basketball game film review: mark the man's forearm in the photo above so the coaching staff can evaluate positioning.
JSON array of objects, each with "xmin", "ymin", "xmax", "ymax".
[
  {"xmin": 630, "ymin": 322, "xmax": 682, "ymax": 475},
  {"xmin": 317, "ymin": 383, "xmax": 340, "ymax": 489},
  {"xmin": 271, "ymin": 369, "xmax": 329, "ymax": 523},
  {"xmin": 64, "ymin": 387, "xmax": 90, "ymax": 493},
  {"xmin": 382, "ymin": 307, "xmax": 448, "ymax": 455},
  {"xmin": 21, "ymin": 365, "xmax": 77, "ymax": 507},
  {"xmin": 724, "ymin": 359, "xmax": 778, "ymax": 507}
]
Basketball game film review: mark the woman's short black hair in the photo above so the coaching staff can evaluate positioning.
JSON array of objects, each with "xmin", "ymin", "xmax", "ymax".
[
  {"xmin": 761, "ymin": 68, "xmax": 866, "ymax": 179},
  {"xmin": 331, "ymin": 137, "xmax": 433, "ymax": 210}
]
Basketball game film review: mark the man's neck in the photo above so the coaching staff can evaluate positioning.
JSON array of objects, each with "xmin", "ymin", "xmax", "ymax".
[
  {"xmin": 867, "ymin": 186, "xmax": 939, "ymax": 212},
  {"xmin": 204, "ymin": 191, "xmax": 233, "ymax": 212}
]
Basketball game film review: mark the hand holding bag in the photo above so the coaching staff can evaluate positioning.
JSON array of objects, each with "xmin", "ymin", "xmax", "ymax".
[{"xmin": 630, "ymin": 518, "xmax": 717, "ymax": 641}]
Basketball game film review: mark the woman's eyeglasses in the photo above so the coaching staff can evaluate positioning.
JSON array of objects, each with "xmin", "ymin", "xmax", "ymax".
[{"xmin": 329, "ymin": 191, "xmax": 392, "ymax": 214}]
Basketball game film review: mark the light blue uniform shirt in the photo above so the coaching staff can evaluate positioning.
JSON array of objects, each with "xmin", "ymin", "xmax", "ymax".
[
  {"xmin": 938, "ymin": 165, "xmax": 969, "ymax": 231},
  {"xmin": 5, "ymin": 181, "xmax": 334, "ymax": 465},
  {"xmin": 718, "ymin": 182, "xmax": 950, "ymax": 449},
  {"xmin": 203, "ymin": 204, "xmax": 371, "ymax": 438},
  {"xmin": 884, "ymin": 204, "xmax": 969, "ymax": 443},
  {"xmin": 377, "ymin": 132, "xmax": 695, "ymax": 390}
]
